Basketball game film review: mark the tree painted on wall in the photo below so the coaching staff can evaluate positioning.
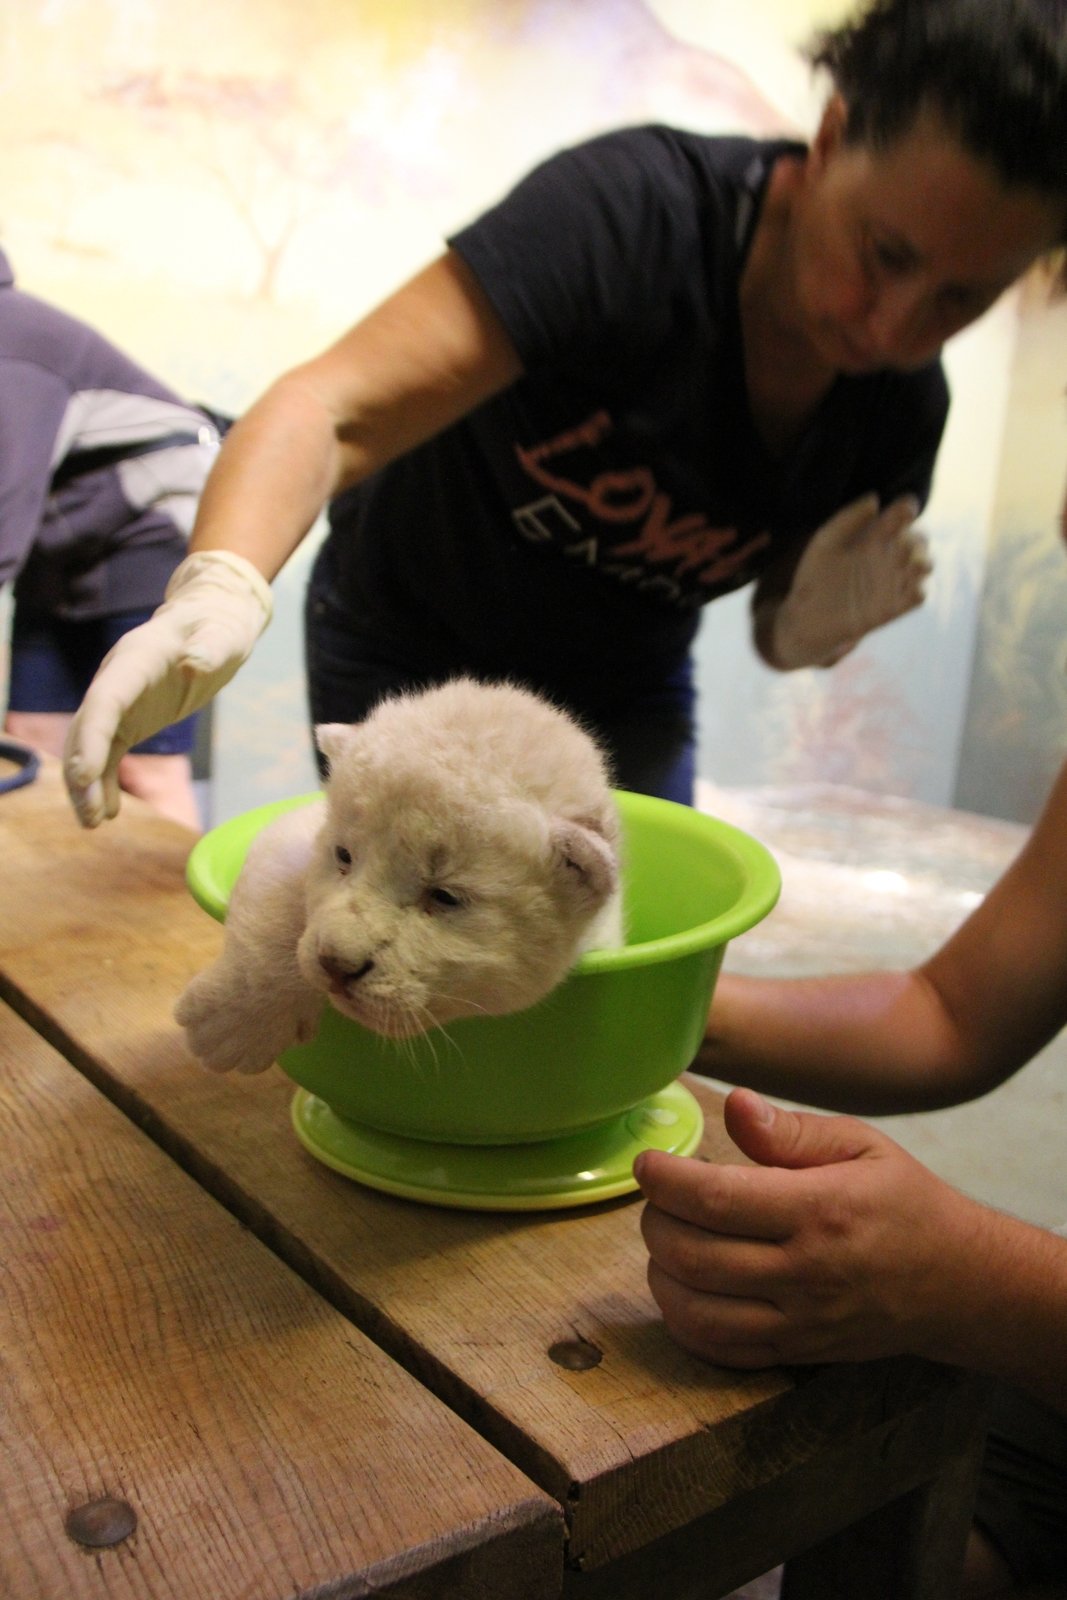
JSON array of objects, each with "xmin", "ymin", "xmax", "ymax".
[
  {"xmin": 764, "ymin": 654, "xmax": 925, "ymax": 794},
  {"xmin": 12, "ymin": 0, "xmax": 785, "ymax": 304}
]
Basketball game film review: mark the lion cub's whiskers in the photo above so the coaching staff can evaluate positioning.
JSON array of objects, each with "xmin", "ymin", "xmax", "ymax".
[{"xmin": 174, "ymin": 679, "xmax": 622, "ymax": 1077}]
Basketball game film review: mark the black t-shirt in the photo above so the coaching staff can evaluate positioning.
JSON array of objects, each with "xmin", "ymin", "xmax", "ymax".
[{"xmin": 323, "ymin": 126, "xmax": 948, "ymax": 693}]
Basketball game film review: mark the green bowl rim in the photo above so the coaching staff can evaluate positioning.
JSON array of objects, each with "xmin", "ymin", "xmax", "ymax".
[{"xmin": 186, "ymin": 788, "xmax": 781, "ymax": 974}]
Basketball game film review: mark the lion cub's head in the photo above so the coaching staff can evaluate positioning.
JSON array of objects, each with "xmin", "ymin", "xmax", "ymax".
[{"xmin": 295, "ymin": 680, "xmax": 622, "ymax": 1038}]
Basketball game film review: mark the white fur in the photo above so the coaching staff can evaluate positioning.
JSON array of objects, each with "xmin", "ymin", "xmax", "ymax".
[{"xmin": 175, "ymin": 678, "xmax": 623, "ymax": 1074}]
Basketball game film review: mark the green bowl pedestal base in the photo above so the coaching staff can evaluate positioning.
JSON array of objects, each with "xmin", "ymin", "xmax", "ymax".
[{"xmin": 290, "ymin": 1079, "xmax": 704, "ymax": 1211}]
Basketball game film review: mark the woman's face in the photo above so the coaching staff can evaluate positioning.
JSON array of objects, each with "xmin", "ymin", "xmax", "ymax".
[{"xmin": 788, "ymin": 100, "xmax": 1065, "ymax": 375}]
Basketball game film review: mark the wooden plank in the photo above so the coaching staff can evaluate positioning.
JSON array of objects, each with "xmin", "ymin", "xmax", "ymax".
[
  {"xmin": 0, "ymin": 766, "xmax": 982, "ymax": 1584},
  {"xmin": 563, "ymin": 1364, "xmax": 987, "ymax": 1598},
  {"xmin": 774, "ymin": 1368, "xmax": 988, "ymax": 1600},
  {"xmin": 0, "ymin": 1000, "xmax": 561, "ymax": 1600}
]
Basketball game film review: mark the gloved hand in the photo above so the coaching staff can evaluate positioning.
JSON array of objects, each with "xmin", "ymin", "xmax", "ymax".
[
  {"xmin": 63, "ymin": 549, "xmax": 273, "ymax": 828},
  {"xmin": 767, "ymin": 493, "xmax": 931, "ymax": 669}
]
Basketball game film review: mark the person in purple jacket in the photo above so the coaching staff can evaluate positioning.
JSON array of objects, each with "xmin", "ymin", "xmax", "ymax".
[{"xmin": 0, "ymin": 247, "xmax": 222, "ymax": 827}]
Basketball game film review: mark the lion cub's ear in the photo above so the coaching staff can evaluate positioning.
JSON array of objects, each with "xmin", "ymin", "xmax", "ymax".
[
  {"xmin": 549, "ymin": 818, "xmax": 619, "ymax": 911},
  {"xmin": 314, "ymin": 722, "xmax": 363, "ymax": 777}
]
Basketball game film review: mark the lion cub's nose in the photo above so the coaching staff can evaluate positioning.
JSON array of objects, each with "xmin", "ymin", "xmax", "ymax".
[{"xmin": 319, "ymin": 952, "xmax": 375, "ymax": 991}]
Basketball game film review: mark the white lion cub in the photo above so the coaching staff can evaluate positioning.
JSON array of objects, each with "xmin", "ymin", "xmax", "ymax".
[{"xmin": 175, "ymin": 678, "xmax": 624, "ymax": 1074}]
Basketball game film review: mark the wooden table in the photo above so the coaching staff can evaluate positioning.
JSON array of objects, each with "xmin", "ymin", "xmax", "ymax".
[
  {"xmin": 1, "ymin": 1003, "xmax": 560, "ymax": 1598},
  {"xmin": 0, "ymin": 764, "xmax": 989, "ymax": 1599}
]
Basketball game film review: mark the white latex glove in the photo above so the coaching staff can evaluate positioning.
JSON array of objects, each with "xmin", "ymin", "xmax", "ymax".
[
  {"xmin": 63, "ymin": 550, "xmax": 273, "ymax": 828},
  {"xmin": 767, "ymin": 492, "xmax": 931, "ymax": 669}
]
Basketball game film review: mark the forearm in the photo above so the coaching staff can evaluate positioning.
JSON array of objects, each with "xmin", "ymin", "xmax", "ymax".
[
  {"xmin": 697, "ymin": 968, "xmax": 980, "ymax": 1114},
  {"xmin": 923, "ymin": 1201, "xmax": 1067, "ymax": 1415},
  {"xmin": 188, "ymin": 372, "xmax": 345, "ymax": 580},
  {"xmin": 187, "ymin": 251, "xmax": 522, "ymax": 583}
]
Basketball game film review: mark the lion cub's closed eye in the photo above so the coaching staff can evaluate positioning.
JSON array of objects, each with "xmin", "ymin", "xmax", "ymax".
[{"xmin": 174, "ymin": 678, "xmax": 624, "ymax": 1076}]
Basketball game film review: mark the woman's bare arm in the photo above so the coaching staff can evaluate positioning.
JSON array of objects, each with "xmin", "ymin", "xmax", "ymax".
[
  {"xmin": 188, "ymin": 248, "xmax": 523, "ymax": 578},
  {"xmin": 698, "ymin": 759, "xmax": 1067, "ymax": 1113}
]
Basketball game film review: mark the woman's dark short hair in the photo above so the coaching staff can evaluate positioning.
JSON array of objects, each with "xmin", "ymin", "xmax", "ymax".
[{"xmin": 809, "ymin": 0, "xmax": 1067, "ymax": 212}]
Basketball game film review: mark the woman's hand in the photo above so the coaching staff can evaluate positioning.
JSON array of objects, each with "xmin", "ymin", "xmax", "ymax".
[
  {"xmin": 63, "ymin": 550, "xmax": 272, "ymax": 828},
  {"xmin": 764, "ymin": 492, "xmax": 930, "ymax": 669}
]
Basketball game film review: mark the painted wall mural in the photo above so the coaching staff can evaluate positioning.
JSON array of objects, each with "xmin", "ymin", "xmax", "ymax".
[
  {"xmin": 954, "ymin": 283, "xmax": 1067, "ymax": 823},
  {"xmin": 1, "ymin": 0, "xmax": 1065, "ymax": 824}
]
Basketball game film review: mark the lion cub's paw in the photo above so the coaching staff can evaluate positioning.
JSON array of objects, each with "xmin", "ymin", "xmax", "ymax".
[{"xmin": 174, "ymin": 966, "xmax": 321, "ymax": 1075}]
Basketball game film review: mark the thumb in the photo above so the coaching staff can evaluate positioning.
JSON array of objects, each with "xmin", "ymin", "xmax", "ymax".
[
  {"xmin": 724, "ymin": 1087, "xmax": 876, "ymax": 1172},
  {"xmin": 810, "ymin": 492, "xmax": 880, "ymax": 553}
]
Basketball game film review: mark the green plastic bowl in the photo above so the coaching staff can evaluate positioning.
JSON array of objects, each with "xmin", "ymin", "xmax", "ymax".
[{"xmin": 186, "ymin": 789, "xmax": 780, "ymax": 1146}]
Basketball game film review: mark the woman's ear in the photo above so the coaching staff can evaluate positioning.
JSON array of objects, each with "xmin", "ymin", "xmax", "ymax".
[{"xmin": 810, "ymin": 91, "xmax": 848, "ymax": 174}]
